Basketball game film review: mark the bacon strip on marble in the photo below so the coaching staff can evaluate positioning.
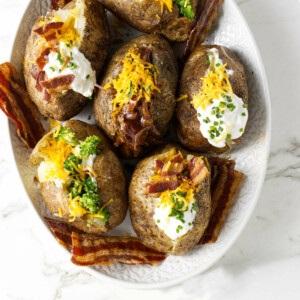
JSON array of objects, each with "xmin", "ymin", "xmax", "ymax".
[
  {"xmin": 184, "ymin": 0, "xmax": 224, "ymax": 58},
  {"xmin": 0, "ymin": 62, "xmax": 45, "ymax": 148},
  {"xmin": 199, "ymin": 157, "xmax": 244, "ymax": 245}
]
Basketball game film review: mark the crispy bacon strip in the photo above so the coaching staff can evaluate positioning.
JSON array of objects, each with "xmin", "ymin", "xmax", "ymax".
[
  {"xmin": 40, "ymin": 74, "xmax": 75, "ymax": 90},
  {"xmin": 51, "ymin": 0, "xmax": 72, "ymax": 10},
  {"xmin": 45, "ymin": 217, "xmax": 84, "ymax": 251},
  {"xmin": 44, "ymin": 217, "xmax": 167, "ymax": 266},
  {"xmin": 184, "ymin": 0, "xmax": 224, "ymax": 58},
  {"xmin": 199, "ymin": 157, "xmax": 244, "ymax": 245},
  {"xmin": 71, "ymin": 232, "xmax": 167, "ymax": 266},
  {"xmin": 0, "ymin": 63, "xmax": 45, "ymax": 148}
]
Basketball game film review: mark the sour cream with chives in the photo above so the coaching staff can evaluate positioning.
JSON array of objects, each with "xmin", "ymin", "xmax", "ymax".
[
  {"xmin": 43, "ymin": 42, "xmax": 96, "ymax": 98},
  {"xmin": 193, "ymin": 48, "xmax": 248, "ymax": 148},
  {"xmin": 154, "ymin": 200, "xmax": 197, "ymax": 240}
]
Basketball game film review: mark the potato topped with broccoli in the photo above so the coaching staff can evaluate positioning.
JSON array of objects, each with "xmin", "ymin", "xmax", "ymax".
[{"xmin": 30, "ymin": 120, "xmax": 127, "ymax": 234}]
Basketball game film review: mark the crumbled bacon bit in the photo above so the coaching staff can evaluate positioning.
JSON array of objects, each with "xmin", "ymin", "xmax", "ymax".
[{"xmin": 40, "ymin": 74, "xmax": 75, "ymax": 90}]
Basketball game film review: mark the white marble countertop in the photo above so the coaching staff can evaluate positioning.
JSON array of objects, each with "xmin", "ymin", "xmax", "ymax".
[{"xmin": 0, "ymin": 0, "xmax": 299, "ymax": 299}]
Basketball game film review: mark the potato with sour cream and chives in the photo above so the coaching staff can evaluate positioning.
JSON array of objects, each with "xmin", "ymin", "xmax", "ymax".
[
  {"xmin": 129, "ymin": 144, "xmax": 211, "ymax": 255},
  {"xmin": 30, "ymin": 120, "xmax": 127, "ymax": 234},
  {"xmin": 177, "ymin": 45, "xmax": 249, "ymax": 153},
  {"xmin": 24, "ymin": 0, "xmax": 110, "ymax": 121}
]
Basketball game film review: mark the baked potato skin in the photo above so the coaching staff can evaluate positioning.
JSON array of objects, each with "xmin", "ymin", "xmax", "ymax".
[
  {"xmin": 177, "ymin": 45, "xmax": 249, "ymax": 153},
  {"xmin": 30, "ymin": 120, "xmax": 127, "ymax": 234},
  {"xmin": 129, "ymin": 144, "xmax": 211, "ymax": 255},
  {"xmin": 24, "ymin": 0, "xmax": 111, "ymax": 121},
  {"xmin": 94, "ymin": 34, "xmax": 178, "ymax": 158},
  {"xmin": 99, "ymin": 0, "xmax": 201, "ymax": 42}
]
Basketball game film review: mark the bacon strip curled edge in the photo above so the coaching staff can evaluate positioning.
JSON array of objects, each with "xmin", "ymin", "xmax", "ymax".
[
  {"xmin": 184, "ymin": 0, "xmax": 224, "ymax": 58},
  {"xmin": 0, "ymin": 62, "xmax": 45, "ymax": 148},
  {"xmin": 199, "ymin": 157, "xmax": 244, "ymax": 245},
  {"xmin": 45, "ymin": 217, "xmax": 167, "ymax": 266}
]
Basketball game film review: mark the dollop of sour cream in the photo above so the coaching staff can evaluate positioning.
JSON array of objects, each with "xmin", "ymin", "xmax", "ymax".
[
  {"xmin": 195, "ymin": 48, "xmax": 248, "ymax": 148},
  {"xmin": 153, "ymin": 200, "xmax": 197, "ymax": 240},
  {"xmin": 37, "ymin": 161, "xmax": 64, "ymax": 188},
  {"xmin": 42, "ymin": 0, "xmax": 96, "ymax": 98},
  {"xmin": 43, "ymin": 43, "xmax": 96, "ymax": 98}
]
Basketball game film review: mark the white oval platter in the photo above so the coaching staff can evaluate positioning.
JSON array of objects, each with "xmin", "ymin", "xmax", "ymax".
[{"xmin": 7, "ymin": 0, "xmax": 271, "ymax": 289}]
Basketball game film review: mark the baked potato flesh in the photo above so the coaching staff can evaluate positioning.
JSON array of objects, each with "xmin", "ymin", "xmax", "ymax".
[
  {"xmin": 24, "ymin": 0, "xmax": 110, "ymax": 120},
  {"xmin": 99, "ymin": 0, "xmax": 201, "ymax": 42},
  {"xmin": 129, "ymin": 144, "xmax": 211, "ymax": 255},
  {"xmin": 94, "ymin": 34, "xmax": 178, "ymax": 158},
  {"xmin": 30, "ymin": 120, "xmax": 127, "ymax": 234}
]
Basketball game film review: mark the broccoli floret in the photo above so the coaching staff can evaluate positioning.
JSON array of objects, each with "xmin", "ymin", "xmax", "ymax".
[
  {"xmin": 79, "ymin": 135, "xmax": 101, "ymax": 157},
  {"xmin": 98, "ymin": 207, "xmax": 110, "ymax": 223},
  {"xmin": 83, "ymin": 177, "xmax": 97, "ymax": 193},
  {"xmin": 71, "ymin": 180, "xmax": 81, "ymax": 198},
  {"xmin": 174, "ymin": 0, "xmax": 195, "ymax": 19},
  {"xmin": 55, "ymin": 127, "xmax": 79, "ymax": 146},
  {"xmin": 63, "ymin": 155, "xmax": 82, "ymax": 173},
  {"xmin": 79, "ymin": 193, "xmax": 100, "ymax": 214}
]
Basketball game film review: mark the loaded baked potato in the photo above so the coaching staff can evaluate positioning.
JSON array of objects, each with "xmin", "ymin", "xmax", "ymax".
[
  {"xmin": 94, "ymin": 34, "xmax": 178, "ymax": 158},
  {"xmin": 177, "ymin": 45, "xmax": 249, "ymax": 153},
  {"xmin": 30, "ymin": 120, "xmax": 127, "ymax": 234},
  {"xmin": 24, "ymin": 0, "xmax": 110, "ymax": 121},
  {"xmin": 129, "ymin": 144, "xmax": 211, "ymax": 255},
  {"xmin": 99, "ymin": 0, "xmax": 202, "ymax": 42}
]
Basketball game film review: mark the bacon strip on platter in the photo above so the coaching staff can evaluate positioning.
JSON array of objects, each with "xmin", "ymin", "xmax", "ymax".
[
  {"xmin": 184, "ymin": 0, "xmax": 224, "ymax": 58},
  {"xmin": 0, "ymin": 62, "xmax": 45, "ymax": 148},
  {"xmin": 51, "ymin": 0, "xmax": 72, "ymax": 10},
  {"xmin": 199, "ymin": 157, "xmax": 244, "ymax": 245},
  {"xmin": 45, "ymin": 217, "xmax": 167, "ymax": 266},
  {"xmin": 71, "ymin": 232, "xmax": 167, "ymax": 266}
]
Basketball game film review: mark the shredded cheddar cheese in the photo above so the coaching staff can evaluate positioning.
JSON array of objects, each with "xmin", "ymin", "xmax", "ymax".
[
  {"xmin": 191, "ymin": 64, "xmax": 234, "ymax": 110},
  {"xmin": 177, "ymin": 95, "xmax": 188, "ymax": 102},
  {"xmin": 156, "ymin": 0, "xmax": 173, "ymax": 13},
  {"xmin": 39, "ymin": 134, "xmax": 72, "ymax": 183},
  {"xmin": 158, "ymin": 181, "xmax": 196, "ymax": 211},
  {"xmin": 104, "ymin": 46, "xmax": 161, "ymax": 117}
]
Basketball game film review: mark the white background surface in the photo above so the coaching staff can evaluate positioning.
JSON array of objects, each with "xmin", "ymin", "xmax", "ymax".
[{"xmin": 0, "ymin": 0, "xmax": 299, "ymax": 299}]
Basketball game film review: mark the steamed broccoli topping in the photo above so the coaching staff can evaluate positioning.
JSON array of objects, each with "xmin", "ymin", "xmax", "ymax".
[
  {"xmin": 174, "ymin": 0, "xmax": 195, "ymax": 20},
  {"xmin": 55, "ymin": 127, "xmax": 79, "ymax": 146},
  {"xmin": 71, "ymin": 180, "xmax": 81, "ymax": 198},
  {"xmin": 99, "ymin": 207, "xmax": 110, "ymax": 223},
  {"xmin": 80, "ymin": 136, "xmax": 101, "ymax": 157},
  {"xmin": 79, "ymin": 193, "xmax": 100, "ymax": 215},
  {"xmin": 63, "ymin": 155, "xmax": 82, "ymax": 173},
  {"xmin": 83, "ymin": 177, "xmax": 97, "ymax": 194}
]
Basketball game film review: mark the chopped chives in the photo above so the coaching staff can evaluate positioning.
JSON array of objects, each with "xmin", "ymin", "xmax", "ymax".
[
  {"xmin": 242, "ymin": 112, "xmax": 246, "ymax": 116},
  {"xmin": 206, "ymin": 60, "xmax": 211, "ymax": 65}
]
